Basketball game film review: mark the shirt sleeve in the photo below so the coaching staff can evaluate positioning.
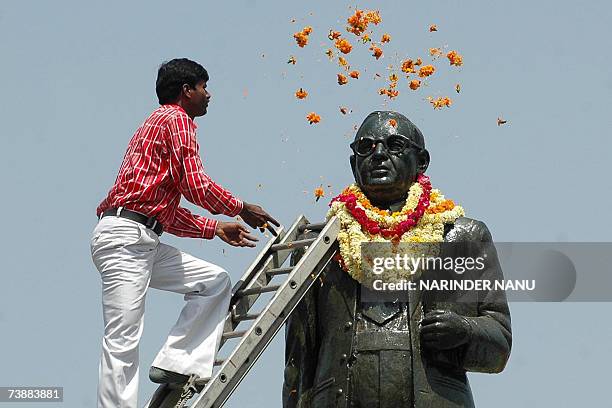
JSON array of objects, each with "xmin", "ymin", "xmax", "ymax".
[
  {"xmin": 166, "ymin": 112, "xmax": 244, "ymax": 218},
  {"xmin": 164, "ymin": 206, "xmax": 219, "ymax": 239}
]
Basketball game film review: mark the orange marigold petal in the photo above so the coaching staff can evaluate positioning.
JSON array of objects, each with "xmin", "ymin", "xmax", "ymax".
[{"xmin": 418, "ymin": 65, "xmax": 435, "ymax": 78}]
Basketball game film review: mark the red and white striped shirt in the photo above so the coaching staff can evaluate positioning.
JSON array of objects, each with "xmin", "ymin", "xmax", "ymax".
[{"xmin": 96, "ymin": 104, "xmax": 243, "ymax": 239}]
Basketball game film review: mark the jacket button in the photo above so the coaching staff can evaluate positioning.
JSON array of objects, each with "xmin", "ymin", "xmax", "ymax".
[
  {"xmin": 344, "ymin": 321, "xmax": 353, "ymax": 329},
  {"xmin": 337, "ymin": 388, "xmax": 343, "ymax": 395}
]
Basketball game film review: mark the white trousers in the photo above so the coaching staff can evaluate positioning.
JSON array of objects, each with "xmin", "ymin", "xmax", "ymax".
[{"xmin": 90, "ymin": 216, "xmax": 231, "ymax": 408}]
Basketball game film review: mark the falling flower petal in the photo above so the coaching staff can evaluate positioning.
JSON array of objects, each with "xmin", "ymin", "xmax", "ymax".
[
  {"xmin": 295, "ymin": 88, "xmax": 308, "ymax": 99},
  {"xmin": 335, "ymin": 38, "xmax": 353, "ymax": 54},
  {"xmin": 447, "ymin": 50, "xmax": 463, "ymax": 66},
  {"xmin": 370, "ymin": 45, "xmax": 383, "ymax": 59},
  {"xmin": 429, "ymin": 47, "xmax": 442, "ymax": 58},
  {"xmin": 314, "ymin": 186, "xmax": 325, "ymax": 202},
  {"xmin": 497, "ymin": 117, "xmax": 508, "ymax": 126},
  {"xmin": 337, "ymin": 73, "xmax": 349, "ymax": 85},
  {"xmin": 455, "ymin": 83, "xmax": 461, "ymax": 93},
  {"xmin": 388, "ymin": 119, "xmax": 397, "ymax": 127},
  {"xmin": 349, "ymin": 70, "xmax": 360, "ymax": 79},
  {"xmin": 430, "ymin": 96, "xmax": 452, "ymax": 109},
  {"xmin": 338, "ymin": 56, "xmax": 349, "ymax": 67},
  {"xmin": 340, "ymin": 106, "xmax": 350, "ymax": 114},
  {"xmin": 401, "ymin": 59, "xmax": 416, "ymax": 73},
  {"xmin": 325, "ymin": 49, "xmax": 335, "ymax": 60},
  {"xmin": 293, "ymin": 26, "xmax": 313, "ymax": 47},
  {"xmin": 409, "ymin": 79, "xmax": 421, "ymax": 90},
  {"xmin": 306, "ymin": 112, "xmax": 321, "ymax": 124},
  {"xmin": 379, "ymin": 88, "xmax": 399, "ymax": 98},
  {"xmin": 328, "ymin": 30, "xmax": 342, "ymax": 40},
  {"xmin": 381, "ymin": 33, "xmax": 391, "ymax": 43},
  {"xmin": 287, "ymin": 56, "xmax": 297, "ymax": 65},
  {"xmin": 361, "ymin": 34, "xmax": 371, "ymax": 43},
  {"xmin": 418, "ymin": 65, "xmax": 435, "ymax": 78},
  {"xmin": 415, "ymin": 58, "xmax": 423, "ymax": 66},
  {"xmin": 347, "ymin": 9, "xmax": 381, "ymax": 36},
  {"xmin": 429, "ymin": 24, "xmax": 438, "ymax": 32}
]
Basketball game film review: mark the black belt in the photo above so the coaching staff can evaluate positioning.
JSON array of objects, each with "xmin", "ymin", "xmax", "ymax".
[{"xmin": 101, "ymin": 207, "xmax": 164, "ymax": 236}]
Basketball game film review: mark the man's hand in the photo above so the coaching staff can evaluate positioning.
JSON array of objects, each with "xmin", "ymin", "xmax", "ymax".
[
  {"xmin": 239, "ymin": 202, "xmax": 280, "ymax": 236},
  {"xmin": 215, "ymin": 221, "xmax": 259, "ymax": 247},
  {"xmin": 420, "ymin": 309, "xmax": 472, "ymax": 351}
]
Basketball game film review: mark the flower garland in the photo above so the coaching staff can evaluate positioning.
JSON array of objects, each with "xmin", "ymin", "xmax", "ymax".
[{"xmin": 327, "ymin": 174, "xmax": 465, "ymax": 285}]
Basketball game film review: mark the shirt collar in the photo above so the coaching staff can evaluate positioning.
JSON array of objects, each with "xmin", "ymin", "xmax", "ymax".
[{"xmin": 162, "ymin": 104, "xmax": 198, "ymax": 129}]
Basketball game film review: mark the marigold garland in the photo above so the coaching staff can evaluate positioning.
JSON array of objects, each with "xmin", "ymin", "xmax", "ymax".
[{"xmin": 327, "ymin": 175, "xmax": 465, "ymax": 284}]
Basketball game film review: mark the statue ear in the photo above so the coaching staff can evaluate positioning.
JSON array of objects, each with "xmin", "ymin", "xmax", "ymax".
[{"xmin": 417, "ymin": 148, "xmax": 430, "ymax": 174}]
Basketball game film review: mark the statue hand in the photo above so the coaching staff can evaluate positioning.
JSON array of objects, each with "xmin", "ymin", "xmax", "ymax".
[{"xmin": 420, "ymin": 309, "xmax": 472, "ymax": 351}]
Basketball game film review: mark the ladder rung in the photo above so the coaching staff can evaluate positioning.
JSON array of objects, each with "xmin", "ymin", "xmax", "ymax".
[
  {"xmin": 265, "ymin": 267, "xmax": 293, "ymax": 276},
  {"xmin": 232, "ymin": 313, "xmax": 260, "ymax": 322},
  {"xmin": 237, "ymin": 285, "xmax": 281, "ymax": 297},
  {"xmin": 298, "ymin": 222, "xmax": 326, "ymax": 233},
  {"xmin": 270, "ymin": 238, "xmax": 315, "ymax": 252},
  {"xmin": 222, "ymin": 330, "xmax": 246, "ymax": 340}
]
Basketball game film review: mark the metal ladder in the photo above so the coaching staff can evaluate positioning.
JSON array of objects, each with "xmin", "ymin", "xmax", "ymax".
[{"xmin": 143, "ymin": 215, "xmax": 339, "ymax": 408}]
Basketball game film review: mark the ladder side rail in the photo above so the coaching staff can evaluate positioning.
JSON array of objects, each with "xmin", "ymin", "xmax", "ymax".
[
  {"xmin": 191, "ymin": 216, "xmax": 340, "ymax": 408},
  {"xmin": 228, "ymin": 215, "xmax": 308, "ymax": 302},
  {"xmin": 228, "ymin": 224, "xmax": 287, "ymax": 300},
  {"xmin": 228, "ymin": 216, "xmax": 310, "ymax": 321}
]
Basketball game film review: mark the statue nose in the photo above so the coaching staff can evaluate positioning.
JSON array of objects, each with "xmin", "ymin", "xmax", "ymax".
[{"xmin": 372, "ymin": 141, "xmax": 387, "ymax": 157}]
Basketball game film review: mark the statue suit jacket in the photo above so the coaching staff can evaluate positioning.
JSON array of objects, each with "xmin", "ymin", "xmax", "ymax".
[{"xmin": 282, "ymin": 217, "xmax": 512, "ymax": 408}]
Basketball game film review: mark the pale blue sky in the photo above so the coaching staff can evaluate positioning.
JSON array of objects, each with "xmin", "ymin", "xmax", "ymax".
[{"xmin": 1, "ymin": 1, "xmax": 611, "ymax": 407}]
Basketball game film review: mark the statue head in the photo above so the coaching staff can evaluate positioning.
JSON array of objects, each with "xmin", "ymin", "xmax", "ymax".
[{"xmin": 350, "ymin": 111, "xmax": 430, "ymax": 209}]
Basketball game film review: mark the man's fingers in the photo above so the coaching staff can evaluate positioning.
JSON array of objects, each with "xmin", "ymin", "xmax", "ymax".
[
  {"xmin": 266, "ymin": 224, "xmax": 278, "ymax": 237},
  {"xmin": 241, "ymin": 232, "xmax": 259, "ymax": 242},
  {"xmin": 264, "ymin": 213, "xmax": 281, "ymax": 227}
]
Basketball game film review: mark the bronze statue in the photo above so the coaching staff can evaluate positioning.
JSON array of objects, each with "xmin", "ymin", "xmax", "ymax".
[{"xmin": 283, "ymin": 111, "xmax": 511, "ymax": 408}]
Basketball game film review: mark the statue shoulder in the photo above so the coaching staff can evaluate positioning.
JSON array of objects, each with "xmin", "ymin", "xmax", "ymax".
[{"xmin": 445, "ymin": 216, "xmax": 493, "ymax": 242}]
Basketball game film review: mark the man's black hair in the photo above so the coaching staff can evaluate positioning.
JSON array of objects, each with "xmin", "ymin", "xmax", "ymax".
[{"xmin": 155, "ymin": 58, "xmax": 209, "ymax": 105}]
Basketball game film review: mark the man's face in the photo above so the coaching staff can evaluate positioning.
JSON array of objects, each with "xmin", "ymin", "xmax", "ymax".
[
  {"xmin": 351, "ymin": 115, "xmax": 428, "ymax": 206},
  {"xmin": 184, "ymin": 80, "xmax": 211, "ymax": 117}
]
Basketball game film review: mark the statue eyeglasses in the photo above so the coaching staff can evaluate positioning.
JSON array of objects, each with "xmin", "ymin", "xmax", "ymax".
[{"xmin": 350, "ymin": 134, "xmax": 424, "ymax": 157}]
